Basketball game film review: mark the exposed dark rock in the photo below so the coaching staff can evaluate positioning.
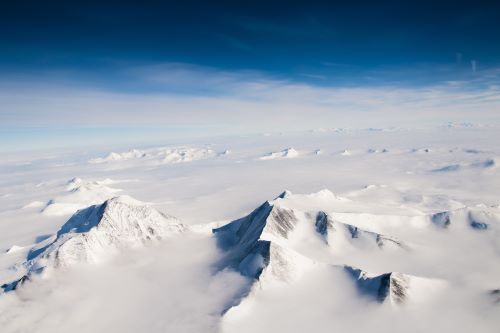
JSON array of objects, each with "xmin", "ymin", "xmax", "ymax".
[{"xmin": 431, "ymin": 211, "xmax": 451, "ymax": 228}]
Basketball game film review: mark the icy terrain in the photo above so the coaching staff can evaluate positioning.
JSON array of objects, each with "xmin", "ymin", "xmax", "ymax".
[{"xmin": 1, "ymin": 126, "xmax": 500, "ymax": 332}]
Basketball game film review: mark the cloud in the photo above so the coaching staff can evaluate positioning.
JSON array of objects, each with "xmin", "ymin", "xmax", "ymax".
[
  {"xmin": 0, "ymin": 233, "xmax": 251, "ymax": 333},
  {"xmin": 222, "ymin": 266, "xmax": 499, "ymax": 333},
  {"xmin": 0, "ymin": 63, "xmax": 499, "ymax": 137}
]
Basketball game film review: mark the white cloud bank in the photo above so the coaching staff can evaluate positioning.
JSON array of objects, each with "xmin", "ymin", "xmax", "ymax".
[
  {"xmin": 1, "ymin": 63, "xmax": 499, "ymax": 135},
  {"xmin": 0, "ymin": 233, "xmax": 251, "ymax": 333}
]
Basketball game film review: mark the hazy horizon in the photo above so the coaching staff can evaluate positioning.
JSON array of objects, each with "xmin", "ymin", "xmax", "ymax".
[{"xmin": 1, "ymin": 1, "xmax": 499, "ymax": 151}]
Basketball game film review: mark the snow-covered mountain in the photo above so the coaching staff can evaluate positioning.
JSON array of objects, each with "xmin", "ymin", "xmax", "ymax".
[
  {"xmin": 213, "ymin": 196, "xmax": 315, "ymax": 283},
  {"xmin": 430, "ymin": 206, "xmax": 499, "ymax": 230},
  {"xmin": 5, "ymin": 189, "xmax": 496, "ymax": 305},
  {"xmin": 214, "ymin": 190, "xmax": 406, "ymax": 257},
  {"xmin": 212, "ymin": 191, "xmax": 440, "ymax": 315},
  {"xmin": 89, "ymin": 146, "xmax": 217, "ymax": 165},
  {"xmin": 41, "ymin": 177, "xmax": 122, "ymax": 216},
  {"xmin": 259, "ymin": 148, "xmax": 300, "ymax": 160},
  {"xmin": 2, "ymin": 187, "xmax": 499, "ymax": 332},
  {"xmin": 2, "ymin": 196, "xmax": 184, "ymax": 291},
  {"xmin": 345, "ymin": 266, "xmax": 447, "ymax": 305}
]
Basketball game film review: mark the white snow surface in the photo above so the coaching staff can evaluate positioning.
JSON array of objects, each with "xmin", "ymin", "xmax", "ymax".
[
  {"xmin": 89, "ymin": 146, "xmax": 217, "ymax": 165},
  {"xmin": 1, "ymin": 127, "xmax": 500, "ymax": 332},
  {"xmin": 259, "ymin": 147, "xmax": 299, "ymax": 160},
  {"xmin": 41, "ymin": 179, "xmax": 123, "ymax": 217}
]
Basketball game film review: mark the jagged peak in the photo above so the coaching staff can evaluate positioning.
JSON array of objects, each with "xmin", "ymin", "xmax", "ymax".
[
  {"xmin": 274, "ymin": 190, "xmax": 292, "ymax": 200},
  {"xmin": 56, "ymin": 195, "xmax": 167, "ymax": 237},
  {"xmin": 344, "ymin": 266, "xmax": 448, "ymax": 305},
  {"xmin": 214, "ymin": 198, "xmax": 407, "ymax": 257},
  {"xmin": 3, "ymin": 195, "xmax": 184, "ymax": 292},
  {"xmin": 213, "ymin": 199, "xmax": 298, "ymax": 253},
  {"xmin": 431, "ymin": 211, "xmax": 451, "ymax": 228},
  {"xmin": 215, "ymin": 201, "xmax": 407, "ymax": 286},
  {"xmin": 310, "ymin": 211, "xmax": 406, "ymax": 249},
  {"xmin": 344, "ymin": 267, "xmax": 412, "ymax": 305},
  {"xmin": 213, "ymin": 198, "xmax": 306, "ymax": 288},
  {"xmin": 430, "ymin": 206, "xmax": 497, "ymax": 230},
  {"xmin": 314, "ymin": 211, "xmax": 331, "ymax": 236},
  {"xmin": 65, "ymin": 177, "xmax": 83, "ymax": 190}
]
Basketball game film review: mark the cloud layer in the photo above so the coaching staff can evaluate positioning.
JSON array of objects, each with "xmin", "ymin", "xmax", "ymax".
[
  {"xmin": 0, "ymin": 233, "xmax": 251, "ymax": 333},
  {"xmin": 1, "ymin": 63, "xmax": 499, "ymax": 150}
]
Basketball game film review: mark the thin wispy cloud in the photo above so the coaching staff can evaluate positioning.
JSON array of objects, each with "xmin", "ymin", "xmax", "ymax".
[{"xmin": 1, "ymin": 63, "xmax": 499, "ymax": 135}]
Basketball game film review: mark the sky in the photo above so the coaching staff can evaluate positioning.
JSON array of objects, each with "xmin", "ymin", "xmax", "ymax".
[{"xmin": 1, "ymin": 0, "xmax": 499, "ymax": 151}]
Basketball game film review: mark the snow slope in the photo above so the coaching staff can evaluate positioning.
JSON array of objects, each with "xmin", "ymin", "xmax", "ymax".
[
  {"xmin": 259, "ymin": 148, "xmax": 300, "ymax": 160},
  {"xmin": 2, "ymin": 196, "xmax": 184, "ymax": 291},
  {"xmin": 213, "ymin": 191, "xmax": 450, "ymax": 318}
]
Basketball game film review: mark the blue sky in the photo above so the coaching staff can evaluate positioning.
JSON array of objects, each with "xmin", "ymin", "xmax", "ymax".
[
  {"xmin": 2, "ymin": 0, "xmax": 500, "ymax": 73},
  {"xmin": 1, "ymin": 0, "xmax": 499, "ymax": 151}
]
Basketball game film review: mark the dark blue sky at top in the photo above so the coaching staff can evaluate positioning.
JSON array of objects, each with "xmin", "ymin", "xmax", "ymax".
[{"xmin": 1, "ymin": 0, "xmax": 499, "ymax": 88}]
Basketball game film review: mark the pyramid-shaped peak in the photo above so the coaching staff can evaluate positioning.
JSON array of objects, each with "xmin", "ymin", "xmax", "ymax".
[
  {"xmin": 105, "ymin": 195, "xmax": 147, "ymax": 206},
  {"xmin": 213, "ymin": 199, "xmax": 298, "ymax": 253},
  {"xmin": 274, "ymin": 190, "xmax": 292, "ymax": 200},
  {"xmin": 344, "ymin": 266, "xmax": 447, "ymax": 305},
  {"xmin": 345, "ymin": 267, "xmax": 412, "ymax": 304},
  {"xmin": 34, "ymin": 196, "xmax": 182, "ymax": 270},
  {"xmin": 3, "ymin": 195, "xmax": 184, "ymax": 292},
  {"xmin": 56, "ymin": 195, "xmax": 153, "ymax": 236}
]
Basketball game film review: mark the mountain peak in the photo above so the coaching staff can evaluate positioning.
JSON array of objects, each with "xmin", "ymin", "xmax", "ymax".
[
  {"xmin": 274, "ymin": 190, "xmax": 292, "ymax": 200},
  {"xmin": 39, "ymin": 196, "xmax": 184, "ymax": 268},
  {"xmin": 345, "ymin": 266, "xmax": 448, "ymax": 305},
  {"xmin": 3, "ymin": 195, "xmax": 184, "ymax": 292}
]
